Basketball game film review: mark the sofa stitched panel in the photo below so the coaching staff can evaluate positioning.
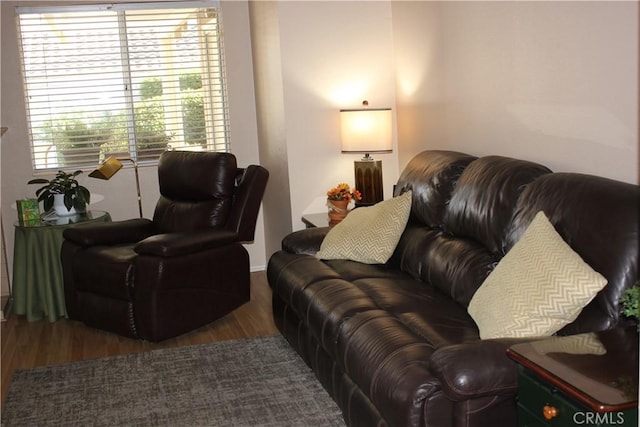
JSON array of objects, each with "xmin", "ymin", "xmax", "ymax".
[
  {"xmin": 442, "ymin": 155, "xmax": 552, "ymax": 256},
  {"xmin": 391, "ymin": 227, "xmax": 498, "ymax": 308},
  {"xmin": 394, "ymin": 150, "xmax": 477, "ymax": 228}
]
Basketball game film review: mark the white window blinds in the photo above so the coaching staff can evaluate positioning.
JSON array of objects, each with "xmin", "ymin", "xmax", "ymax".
[{"xmin": 17, "ymin": 2, "xmax": 229, "ymax": 171}]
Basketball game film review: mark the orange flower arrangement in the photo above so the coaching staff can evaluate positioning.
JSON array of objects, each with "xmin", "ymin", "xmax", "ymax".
[{"xmin": 326, "ymin": 183, "xmax": 362, "ymax": 202}]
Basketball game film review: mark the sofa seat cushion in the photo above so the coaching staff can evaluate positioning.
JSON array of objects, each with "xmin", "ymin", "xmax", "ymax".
[
  {"xmin": 269, "ymin": 251, "xmax": 480, "ymax": 358},
  {"xmin": 268, "ymin": 246, "xmax": 484, "ymax": 427},
  {"xmin": 336, "ymin": 309, "xmax": 440, "ymax": 427},
  {"xmin": 347, "ymin": 275, "xmax": 480, "ymax": 346}
]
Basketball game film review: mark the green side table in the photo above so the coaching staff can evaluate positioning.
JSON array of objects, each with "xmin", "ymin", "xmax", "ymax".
[
  {"xmin": 507, "ymin": 328, "xmax": 638, "ymax": 427},
  {"xmin": 12, "ymin": 210, "xmax": 111, "ymax": 322}
]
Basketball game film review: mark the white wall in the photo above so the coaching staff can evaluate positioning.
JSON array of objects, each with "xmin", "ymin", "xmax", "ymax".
[
  {"xmin": 392, "ymin": 1, "xmax": 638, "ymax": 184},
  {"xmin": 0, "ymin": 0, "xmax": 265, "ymax": 298},
  {"xmin": 248, "ymin": 1, "xmax": 401, "ymax": 259},
  {"xmin": 248, "ymin": 1, "xmax": 292, "ymax": 258},
  {"xmin": 277, "ymin": 1, "xmax": 400, "ymax": 232},
  {"xmin": 221, "ymin": 1, "xmax": 265, "ymax": 268}
]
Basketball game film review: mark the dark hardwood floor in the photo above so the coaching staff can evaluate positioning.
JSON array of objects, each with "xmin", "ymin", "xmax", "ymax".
[{"xmin": 1, "ymin": 271, "xmax": 278, "ymax": 406}]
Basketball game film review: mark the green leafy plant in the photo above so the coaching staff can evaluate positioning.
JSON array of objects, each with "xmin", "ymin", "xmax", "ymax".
[
  {"xmin": 620, "ymin": 281, "xmax": 640, "ymax": 330},
  {"xmin": 28, "ymin": 170, "xmax": 90, "ymax": 212},
  {"xmin": 134, "ymin": 99, "xmax": 173, "ymax": 153},
  {"xmin": 179, "ymin": 72, "xmax": 202, "ymax": 91},
  {"xmin": 140, "ymin": 77, "xmax": 163, "ymax": 100},
  {"xmin": 43, "ymin": 114, "xmax": 109, "ymax": 150},
  {"xmin": 181, "ymin": 90, "xmax": 206, "ymax": 147}
]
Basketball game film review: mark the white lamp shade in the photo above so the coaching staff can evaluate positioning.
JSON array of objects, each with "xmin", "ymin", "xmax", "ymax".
[{"xmin": 340, "ymin": 108, "xmax": 392, "ymax": 153}]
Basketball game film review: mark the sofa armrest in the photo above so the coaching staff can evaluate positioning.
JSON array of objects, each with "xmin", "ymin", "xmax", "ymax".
[
  {"xmin": 63, "ymin": 218, "xmax": 155, "ymax": 247},
  {"xmin": 429, "ymin": 338, "xmax": 543, "ymax": 401},
  {"xmin": 135, "ymin": 229, "xmax": 238, "ymax": 257},
  {"xmin": 281, "ymin": 227, "xmax": 330, "ymax": 255}
]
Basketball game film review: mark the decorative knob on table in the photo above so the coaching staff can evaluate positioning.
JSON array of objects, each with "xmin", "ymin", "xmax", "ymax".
[{"xmin": 543, "ymin": 405, "xmax": 558, "ymax": 420}]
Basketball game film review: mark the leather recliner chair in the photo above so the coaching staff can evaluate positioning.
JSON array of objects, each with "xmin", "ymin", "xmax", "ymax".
[{"xmin": 61, "ymin": 151, "xmax": 269, "ymax": 342}]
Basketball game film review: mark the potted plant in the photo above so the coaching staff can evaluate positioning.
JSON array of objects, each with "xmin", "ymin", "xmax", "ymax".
[
  {"xmin": 621, "ymin": 281, "xmax": 640, "ymax": 331},
  {"xmin": 326, "ymin": 183, "xmax": 361, "ymax": 223},
  {"xmin": 28, "ymin": 170, "xmax": 90, "ymax": 216}
]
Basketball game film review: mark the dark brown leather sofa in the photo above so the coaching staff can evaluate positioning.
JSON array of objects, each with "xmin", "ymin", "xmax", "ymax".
[{"xmin": 267, "ymin": 150, "xmax": 639, "ymax": 427}]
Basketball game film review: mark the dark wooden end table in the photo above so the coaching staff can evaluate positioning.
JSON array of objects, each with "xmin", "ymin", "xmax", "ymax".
[
  {"xmin": 506, "ymin": 327, "xmax": 638, "ymax": 426},
  {"xmin": 301, "ymin": 213, "xmax": 332, "ymax": 229}
]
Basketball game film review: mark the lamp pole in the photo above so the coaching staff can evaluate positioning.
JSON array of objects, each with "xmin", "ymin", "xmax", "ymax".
[{"xmin": 125, "ymin": 158, "xmax": 143, "ymax": 218}]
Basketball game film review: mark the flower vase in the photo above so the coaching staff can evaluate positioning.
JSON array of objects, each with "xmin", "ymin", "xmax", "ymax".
[
  {"xmin": 327, "ymin": 199, "xmax": 349, "ymax": 223},
  {"xmin": 53, "ymin": 193, "xmax": 77, "ymax": 216}
]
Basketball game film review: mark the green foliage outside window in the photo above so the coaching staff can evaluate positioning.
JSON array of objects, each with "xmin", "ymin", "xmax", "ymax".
[
  {"xmin": 179, "ymin": 73, "xmax": 202, "ymax": 91},
  {"xmin": 139, "ymin": 77, "xmax": 163, "ymax": 100},
  {"xmin": 41, "ymin": 72, "xmax": 207, "ymax": 165},
  {"xmin": 98, "ymin": 99, "xmax": 171, "ymax": 156},
  {"xmin": 181, "ymin": 89, "xmax": 206, "ymax": 147},
  {"xmin": 43, "ymin": 114, "xmax": 111, "ymax": 151},
  {"xmin": 134, "ymin": 98, "xmax": 172, "ymax": 149}
]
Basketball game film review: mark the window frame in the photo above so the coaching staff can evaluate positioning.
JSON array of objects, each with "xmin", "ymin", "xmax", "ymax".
[{"xmin": 16, "ymin": 0, "xmax": 230, "ymax": 173}]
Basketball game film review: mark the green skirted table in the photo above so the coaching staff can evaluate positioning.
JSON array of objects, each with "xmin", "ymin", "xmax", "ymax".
[{"xmin": 12, "ymin": 210, "xmax": 111, "ymax": 322}]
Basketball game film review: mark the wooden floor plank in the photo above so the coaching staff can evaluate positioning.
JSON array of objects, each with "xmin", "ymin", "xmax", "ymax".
[{"xmin": 0, "ymin": 271, "xmax": 277, "ymax": 406}]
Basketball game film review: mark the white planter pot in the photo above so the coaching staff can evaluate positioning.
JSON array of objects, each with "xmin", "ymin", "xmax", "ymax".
[{"xmin": 53, "ymin": 193, "xmax": 77, "ymax": 216}]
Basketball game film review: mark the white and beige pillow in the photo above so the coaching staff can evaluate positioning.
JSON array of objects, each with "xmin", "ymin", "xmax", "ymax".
[
  {"xmin": 468, "ymin": 211, "xmax": 607, "ymax": 339},
  {"xmin": 316, "ymin": 191, "xmax": 412, "ymax": 264}
]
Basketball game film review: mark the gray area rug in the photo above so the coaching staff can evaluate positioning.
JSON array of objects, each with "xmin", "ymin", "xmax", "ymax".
[{"xmin": 2, "ymin": 335, "xmax": 345, "ymax": 426}]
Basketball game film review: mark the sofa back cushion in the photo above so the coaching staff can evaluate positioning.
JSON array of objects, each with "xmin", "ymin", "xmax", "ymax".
[
  {"xmin": 394, "ymin": 150, "xmax": 477, "ymax": 228},
  {"xmin": 392, "ymin": 227, "xmax": 498, "ymax": 307},
  {"xmin": 153, "ymin": 151, "xmax": 238, "ymax": 233},
  {"xmin": 392, "ymin": 152, "xmax": 552, "ymax": 308},
  {"xmin": 443, "ymin": 156, "xmax": 552, "ymax": 255},
  {"xmin": 505, "ymin": 173, "xmax": 640, "ymax": 334}
]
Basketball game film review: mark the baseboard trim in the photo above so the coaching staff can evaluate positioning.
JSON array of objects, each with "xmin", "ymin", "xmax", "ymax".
[{"xmin": 250, "ymin": 265, "xmax": 266, "ymax": 273}]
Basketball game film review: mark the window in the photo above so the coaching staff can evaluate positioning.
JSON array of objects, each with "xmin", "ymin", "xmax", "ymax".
[{"xmin": 17, "ymin": 1, "xmax": 229, "ymax": 171}]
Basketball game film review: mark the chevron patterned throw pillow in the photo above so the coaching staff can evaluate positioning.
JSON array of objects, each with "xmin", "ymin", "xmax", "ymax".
[
  {"xmin": 316, "ymin": 191, "xmax": 412, "ymax": 264},
  {"xmin": 468, "ymin": 211, "xmax": 607, "ymax": 339},
  {"xmin": 530, "ymin": 332, "xmax": 606, "ymax": 355}
]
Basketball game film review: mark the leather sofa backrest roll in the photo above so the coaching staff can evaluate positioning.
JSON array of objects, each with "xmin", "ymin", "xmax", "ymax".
[
  {"xmin": 393, "ymin": 150, "xmax": 477, "ymax": 228},
  {"xmin": 442, "ymin": 155, "xmax": 552, "ymax": 256},
  {"xmin": 506, "ymin": 172, "xmax": 640, "ymax": 334},
  {"xmin": 391, "ymin": 152, "xmax": 551, "ymax": 307},
  {"xmin": 153, "ymin": 151, "xmax": 238, "ymax": 233}
]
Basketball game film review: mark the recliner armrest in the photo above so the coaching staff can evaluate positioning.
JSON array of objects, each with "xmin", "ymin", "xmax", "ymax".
[
  {"xmin": 281, "ymin": 227, "xmax": 330, "ymax": 255},
  {"xmin": 135, "ymin": 229, "xmax": 238, "ymax": 257},
  {"xmin": 429, "ymin": 338, "xmax": 542, "ymax": 401},
  {"xmin": 63, "ymin": 218, "xmax": 155, "ymax": 247}
]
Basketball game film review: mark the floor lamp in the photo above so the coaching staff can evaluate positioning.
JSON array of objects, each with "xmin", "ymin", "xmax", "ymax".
[
  {"xmin": 89, "ymin": 156, "xmax": 143, "ymax": 218},
  {"xmin": 340, "ymin": 102, "xmax": 392, "ymax": 207}
]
